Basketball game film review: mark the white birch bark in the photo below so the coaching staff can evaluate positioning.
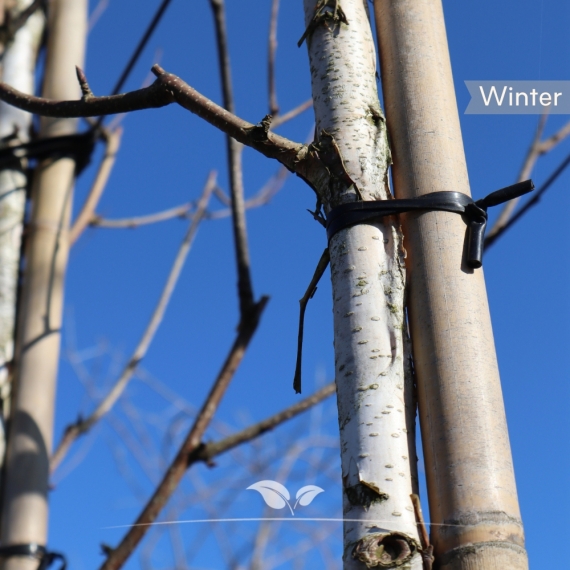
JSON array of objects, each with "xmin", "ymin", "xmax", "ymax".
[
  {"xmin": 0, "ymin": 0, "xmax": 45, "ymax": 463},
  {"xmin": 302, "ymin": 1, "xmax": 422, "ymax": 568}
]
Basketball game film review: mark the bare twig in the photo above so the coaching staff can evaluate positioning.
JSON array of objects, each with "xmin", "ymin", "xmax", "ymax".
[
  {"xmin": 70, "ymin": 127, "xmax": 122, "ymax": 244},
  {"xmin": 243, "ymin": 165, "xmax": 288, "ymax": 209},
  {"xmin": 92, "ymin": 164, "xmax": 289, "ymax": 228},
  {"xmin": 0, "ymin": 68, "xmax": 175, "ymax": 114},
  {"xmin": 411, "ymin": 494, "xmax": 434, "ymax": 570},
  {"xmin": 107, "ymin": 412, "xmax": 158, "ymax": 485},
  {"xmin": 487, "ymin": 116, "xmax": 570, "ymax": 239},
  {"xmin": 267, "ymin": 0, "xmax": 280, "ymax": 116},
  {"xmin": 208, "ymin": 165, "xmax": 289, "ymax": 220},
  {"xmin": 485, "ymin": 149, "xmax": 570, "ymax": 249},
  {"xmin": 271, "ymin": 98, "xmax": 312, "ymax": 129},
  {"xmin": 50, "ymin": 172, "xmax": 217, "ymax": 473},
  {"xmin": 88, "ymin": 0, "xmax": 109, "ymax": 32},
  {"xmin": 197, "ymin": 382, "xmax": 335, "ymax": 463},
  {"xmin": 98, "ymin": 296, "xmax": 268, "ymax": 570},
  {"xmin": 213, "ymin": 185, "xmax": 231, "ymax": 206},
  {"xmin": 106, "ymin": 48, "xmax": 164, "ymax": 132},
  {"xmin": 209, "ymin": 0, "xmax": 255, "ymax": 317},
  {"xmin": 92, "ymin": 203, "xmax": 193, "ymax": 229},
  {"xmin": 539, "ymin": 119, "xmax": 570, "ymax": 153},
  {"xmin": 109, "ymin": 0, "xmax": 172, "ymax": 98},
  {"xmin": 487, "ymin": 115, "xmax": 546, "ymax": 237},
  {"xmin": 293, "ymin": 248, "xmax": 330, "ymax": 394},
  {"xmin": 0, "ymin": 65, "xmax": 329, "ymax": 191}
]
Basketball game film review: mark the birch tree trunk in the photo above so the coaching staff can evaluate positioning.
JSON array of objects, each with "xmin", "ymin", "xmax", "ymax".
[
  {"xmin": 374, "ymin": 1, "xmax": 527, "ymax": 568},
  {"xmin": 0, "ymin": 0, "xmax": 45, "ymax": 473},
  {"xmin": 0, "ymin": 1, "xmax": 87, "ymax": 567},
  {"xmin": 303, "ymin": 1, "xmax": 421, "ymax": 567}
]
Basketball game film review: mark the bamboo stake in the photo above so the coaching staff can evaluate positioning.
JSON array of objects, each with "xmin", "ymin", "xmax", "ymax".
[
  {"xmin": 0, "ymin": 0, "xmax": 45, "ymax": 472},
  {"xmin": 0, "ymin": 1, "xmax": 87, "ymax": 568},
  {"xmin": 373, "ymin": 2, "xmax": 527, "ymax": 569}
]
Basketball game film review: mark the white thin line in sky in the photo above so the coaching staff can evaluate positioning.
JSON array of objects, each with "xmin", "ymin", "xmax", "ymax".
[{"xmin": 102, "ymin": 517, "xmax": 470, "ymax": 530}]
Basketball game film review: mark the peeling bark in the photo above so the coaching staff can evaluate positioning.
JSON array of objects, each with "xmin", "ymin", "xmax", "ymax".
[{"xmin": 302, "ymin": 1, "xmax": 422, "ymax": 568}]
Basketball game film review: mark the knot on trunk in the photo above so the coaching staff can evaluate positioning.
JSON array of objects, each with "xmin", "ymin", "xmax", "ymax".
[{"xmin": 352, "ymin": 532, "xmax": 419, "ymax": 568}]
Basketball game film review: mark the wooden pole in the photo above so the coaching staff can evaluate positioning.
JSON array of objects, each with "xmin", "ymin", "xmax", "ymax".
[
  {"xmin": 373, "ymin": 2, "xmax": 527, "ymax": 569},
  {"xmin": 0, "ymin": 0, "xmax": 45, "ymax": 475},
  {"xmin": 0, "ymin": 1, "xmax": 87, "ymax": 568}
]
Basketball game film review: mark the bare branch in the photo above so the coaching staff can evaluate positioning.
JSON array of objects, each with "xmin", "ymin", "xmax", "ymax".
[
  {"xmin": 293, "ymin": 248, "xmax": 330, "ymax": 394},
  {"xmin": 98, "ymin": 296, "xmax": 269, "ymax": 570},
  {"xmin": 485, "ymin": 149, "xmax": 570, "ymax": 249},
  {"xmin": 538, "ymin": 118, "xmax": 570, "ymax": 153},
  {"xmin": 267, "ymin": 0, "xmax": 280, "ymax": 116},
  {"xmin": 213, "ymin": 184, "xmax": 231, "ymax": 206},
  {"xmin": 88, "ymin": 0, "xmax": 109, "ymax": 32},
  {"xmin": 0, "ymin": 65, "xmax": 329, "ymax": 192},
  {"xmin": 109, "ymin": 0, "xmax": 172, "ymax": 97},
  {"xmin": 411, "ymin": 494, "xmax": 434, "ymax": 570},
  {"xmin": 271, "ymin": 98, "xmax": 312, "ymax": 129},
  {"xmin": 70, "ymin": 126, "xmax": 123, "ymax": 244},
  {"xmin": 487, "ymin": 115, "xmax": 546, "ymax": 237},
  {"xmin": 208, "ymin": 165, "xmax": 289, "ymax": 220},
  {"xmin": 92, "ymin": 165, "xmax": 289, "ymax": 233},
  {"xmin": 50, "ymin": 172, "xmax": 217, "ymax": 473},
  {"xmin": 487, "ymin": 115, "xmax": 570, "ymax": 239},
  {"xmin": 0, "ymin": 71, "xmax": 174, "ymax": 115},
  {"xmin": 209, "ymin": 0, "xmax": 255, "ymax": 317},
  {"xmin": 91, "ymin": 203, "xmax": 193, "ymax": 229},
  {"xmin": 243, "ymin": 164, "xmax": 289, "ymax": 209},
  {"xmin": 197, "ymin": 382, "xmax": 335, "ymax": 463}
]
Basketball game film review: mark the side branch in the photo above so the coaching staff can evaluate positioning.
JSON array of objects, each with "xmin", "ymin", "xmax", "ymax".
[
  {"xmin": 91, "ymin": 203, "xmax": 193, "ymax": 229},
  {"xmin": 70, "ymin": 127, "xmax": 123, "ymax": 244},
  {"xmin": 0, "ymin": 73, "xmax": 174, "ymax": 116},
  {"xmin": 99, "ymin": 297, "xmax": 269, "ymax": 570},
  {"xmin": 267, "ymin": 0, "xmax": 280, "ymax": 115},
  {"xmin": 209, "ymin": 0, "xmax": 255, "ymax": 317},
  {"xmin": 487, "ymin": 116, "xmax": 570, "ymax": 239},
  {"xmin": 198, "ymin": 382, "xmax": 335, "ymax": 463},
  {"xmin": 0, "ymin": 65, "xmax": 329, "ymax": 194},
  {"xmin": 50, "ymin": 173, "xmax": 217, "ymax": 473}
]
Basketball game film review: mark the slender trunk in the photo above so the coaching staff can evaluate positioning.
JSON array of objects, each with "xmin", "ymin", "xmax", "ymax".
[
  {"xmin": 0, "ymin": 0, "xmax": 44, "ymax": 472},
  {"xmin": 0, "ymin": 1, "xmax": 87, "ymax": 567},
  {"xmin": 374, "ymin": 1, "xmax": 527, "ymax": 569},
  {"xmin": 302, "ymin": 1, "xmax": 421, "ymax": 568}
]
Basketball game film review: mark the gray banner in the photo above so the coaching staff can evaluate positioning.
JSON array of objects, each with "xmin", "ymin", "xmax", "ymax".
[{"xmin": 464, "ymin": 81, "xmax": 570, "ymax": 114}]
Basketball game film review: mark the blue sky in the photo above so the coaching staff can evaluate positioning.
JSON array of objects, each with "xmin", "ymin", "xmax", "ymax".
[{"xmin": 45, "ymin": 1, "xmax": 570, "ymax": 568}]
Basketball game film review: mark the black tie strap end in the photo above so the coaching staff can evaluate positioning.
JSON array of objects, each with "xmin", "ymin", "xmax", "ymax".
[
  {"xmin": 466, "ymin": 218, "xmax": 486, "ymax": 268},
  {"xmin": 476, "ymin": 179, "xmax": 534, "ymax": 209}
]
